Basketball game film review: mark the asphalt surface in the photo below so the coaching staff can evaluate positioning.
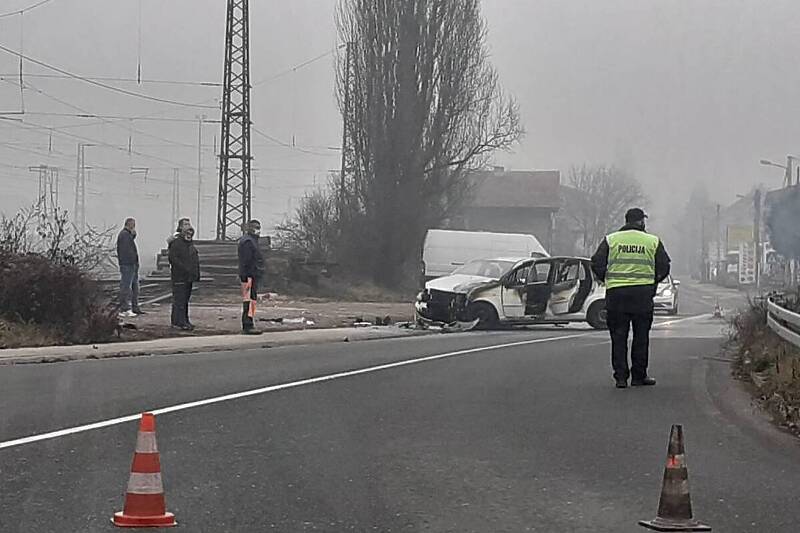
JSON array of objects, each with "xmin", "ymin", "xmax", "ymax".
[{"xmin": 2, "ymin": 282, "xmax": 799, "ymax": 532}]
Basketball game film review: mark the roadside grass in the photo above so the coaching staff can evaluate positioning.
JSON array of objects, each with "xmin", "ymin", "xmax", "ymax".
[
  {"xmin": 0, "ymin": 319, "xmax": 63, "ymax": 349},
  {"xmin": 729, "ymin": 297, "xmax": 800, "ymax": 437}
]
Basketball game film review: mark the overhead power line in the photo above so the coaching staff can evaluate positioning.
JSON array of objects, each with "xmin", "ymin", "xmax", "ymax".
[
  {"xmin": 0, "ymin": 42, "xmax": 218, "ymax": 109},
  {"xmin": 0, "ymin": 72, "xmax": 221, "ymax": 87},
  {"xmin": 1, "ymin": 110, "xmax": 221, "ymax": 124},
  {"xmin": 252, "ymin": 126, "xmax": 338, "ymax": 157},
  {"xmin": 0, "ymin": 76, "xmax": 199, "ymax": 152},
  {"xmin": 0, "ymin": 0, "xmax": 55, "ymax": 19},
  {"xmin": 252, "ymin": 48, "xmax": 339, "ymax": 87}
]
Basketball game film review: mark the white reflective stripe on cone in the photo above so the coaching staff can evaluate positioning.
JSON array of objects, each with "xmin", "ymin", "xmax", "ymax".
[
  {"xmin": 135, "ymin": 432, "xmax": 158, "ymax": 453},
  {"xmin": 127, "ymin": 472, "xmax": 164, "ymax": 494}
]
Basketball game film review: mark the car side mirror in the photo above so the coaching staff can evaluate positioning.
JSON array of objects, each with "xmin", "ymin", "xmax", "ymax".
[{"xmin": 673, "ymin": 280, "xmax": 681, "ymax": 286}]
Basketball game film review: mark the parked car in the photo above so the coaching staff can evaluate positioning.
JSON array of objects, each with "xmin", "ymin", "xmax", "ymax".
[
  {"xmin": 654, "ymin": 276, "xmax": 680, "ymax": 315},
  {"xmin": 421, "ymin": 229, "xmax": 549, "ymax": 280},
  {"xmin": 415, "ymin": 256, "xmax": 607, "ymax": 330}
]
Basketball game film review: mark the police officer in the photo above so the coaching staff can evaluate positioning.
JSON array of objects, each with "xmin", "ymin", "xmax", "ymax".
[{"xmin": 591, "ymin": 208, "xmax": 671, "ymax": 388}]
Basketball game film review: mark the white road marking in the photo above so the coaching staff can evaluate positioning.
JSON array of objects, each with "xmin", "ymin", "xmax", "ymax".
[
  {"xmin": 654, "ymin": 314, "xmax": 709, "ymax": 328},
  {"xmin": 0, "ymin": 332, "xmax": 595, "ymax": 450}
]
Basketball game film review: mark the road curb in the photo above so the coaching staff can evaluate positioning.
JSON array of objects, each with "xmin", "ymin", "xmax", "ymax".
[{"xmin": 0, "ymin": 327, "xmax": 433, "ymax": 366}]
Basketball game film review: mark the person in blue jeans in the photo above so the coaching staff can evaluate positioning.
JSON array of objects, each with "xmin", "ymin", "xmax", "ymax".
[{"xmin": 116, "ymin": 217, "xmax": 143, "ymax": 318}]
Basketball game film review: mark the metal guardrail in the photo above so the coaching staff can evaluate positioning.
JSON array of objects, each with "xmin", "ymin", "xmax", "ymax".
[{"xmin": 767, "ymin": 297, "xmax": 800, "ymax": 348}]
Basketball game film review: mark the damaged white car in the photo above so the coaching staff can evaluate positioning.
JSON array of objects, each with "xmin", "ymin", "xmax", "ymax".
[{"xmin": 415, "ymin": 256, "xmax": 608, "ymax": 330}]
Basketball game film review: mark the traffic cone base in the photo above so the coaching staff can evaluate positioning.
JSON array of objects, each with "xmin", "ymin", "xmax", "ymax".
[
  {"xmin": 113, "ymin": 511, "xmax": 176, "ymax": 528},
  {"xmin": 639, "ymin": 517, "xmax": 711, "ymax": 531}
]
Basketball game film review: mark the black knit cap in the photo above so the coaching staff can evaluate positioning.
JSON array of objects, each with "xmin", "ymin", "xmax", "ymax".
[{"xmin": 625, "ymin": 207, "xmax": 648, "ymax": 223}]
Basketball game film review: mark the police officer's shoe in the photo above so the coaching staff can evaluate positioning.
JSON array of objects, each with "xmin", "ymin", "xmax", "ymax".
[
  {"xmin": 631, "ymin": 377, "xmax": 656, "ymax": 386},
  {"xmin": 615, "ymin": 378, "xmax": 628, "ymax": 389}
]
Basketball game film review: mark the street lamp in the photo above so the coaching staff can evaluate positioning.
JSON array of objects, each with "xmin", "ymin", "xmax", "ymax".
[{"xmin": 760, "ymin": 155, "xmax": 800, "ymax": 187}]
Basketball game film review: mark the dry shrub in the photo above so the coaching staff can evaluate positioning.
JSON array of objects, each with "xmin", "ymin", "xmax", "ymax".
[
  {"xmin": 0, "ymin": 252, "xmax": 118, "ymax": 344},
  {"xmin": 730, "ymin": 296, "xmax": 800, "ymax": 435},
  {"xmin": 0, "ymin": 203, "xmax": 117, "ymax": 346}
]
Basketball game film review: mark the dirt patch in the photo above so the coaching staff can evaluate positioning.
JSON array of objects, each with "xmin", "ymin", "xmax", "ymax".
[{"xmin": 114, "ymin": 295, "xmax": 416, "ymax": 342}]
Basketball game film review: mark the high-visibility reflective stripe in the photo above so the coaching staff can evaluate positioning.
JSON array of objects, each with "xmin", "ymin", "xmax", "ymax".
[
  {"xmin": 127, "ymin": 472, "xmax": 164, "ymax": 495},
  {"xmin": 608, "ymin": 258, "xmax": 654, "ymax": 266},
  {"xmin": 135, "ymin": 432, "xmax": 158, "ymax": 454},
  {"xmin": 605, "ymin": 272, "xmax": 655, "ymax": 279}
]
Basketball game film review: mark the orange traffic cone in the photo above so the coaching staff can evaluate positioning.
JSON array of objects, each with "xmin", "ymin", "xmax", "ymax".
[
  {"xmin": 639, "ymin": 425, "xmax": 711, "ymax": 531},
  {"xmin": 113, "ymin": 413, "xmax": 177, "ymax": 528}
]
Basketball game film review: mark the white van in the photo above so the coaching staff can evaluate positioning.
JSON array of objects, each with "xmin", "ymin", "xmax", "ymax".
[{"xmin": 422, "ymin": 229, "xmax": 549, "ymax": 279}]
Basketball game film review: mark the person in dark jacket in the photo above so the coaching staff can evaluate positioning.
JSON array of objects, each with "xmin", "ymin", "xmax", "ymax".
[
  {"xmin": 238, "ymin": 219, "xmax": 265, "ymax": 334},
  {"xmin": 168, "ymin": 224, "xmax": 200, "ymax": 330},
  {"xmin": 116, "ymin": 217, "xmax": 142, "ymax": 318},
  {"xmin": 167, "ymin": 217, "xmax": 191, "ymax": 246},
  {"xmin": 591, "ymin": 208, "xmax": 671, "ymax": 388}
]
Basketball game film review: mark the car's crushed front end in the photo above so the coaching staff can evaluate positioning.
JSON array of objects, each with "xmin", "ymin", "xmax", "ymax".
[
  {"xmin": 415, "ymin": 289, "xmax": 469, "ymax": 324},
  {"xmin": 415, "ymin": 272, "xmax": 502, "ymax": 326}
]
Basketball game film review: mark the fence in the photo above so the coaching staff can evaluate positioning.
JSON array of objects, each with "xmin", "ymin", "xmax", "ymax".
[{"xmin": 767, "ymin": 297, "xmax": 800, "ymax": 349}]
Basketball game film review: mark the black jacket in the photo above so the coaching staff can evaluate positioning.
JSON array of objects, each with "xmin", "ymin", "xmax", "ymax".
[
  {"xmin": 591, "ymin": 224, "xmax": 671, "ymax": 313},
  {"xmin": 116, "ymin": 228, "xmax": 139, "ymax": 266},
  {"xmin": 168, "ymin": 237, "xmax": 200, "ymax": 283},
  {"xmin": 237, "ymin": 234, "xmax": 264, "ymax": 281}
]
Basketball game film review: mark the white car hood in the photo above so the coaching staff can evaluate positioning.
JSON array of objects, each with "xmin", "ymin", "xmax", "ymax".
[{"xmin": 426, "ymin": 274, "xmax": 496, "ymax": 293}]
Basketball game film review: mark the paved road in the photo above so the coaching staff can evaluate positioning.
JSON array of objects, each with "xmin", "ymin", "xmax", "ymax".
[{"xmin": 1, "ymin": 283, "xmax": 798, "ymax": 532}]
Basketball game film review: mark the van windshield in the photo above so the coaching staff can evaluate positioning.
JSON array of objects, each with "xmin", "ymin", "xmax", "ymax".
[{"xmin": 453, "ymin": 259, "xmax": 516, "ymax": 278}]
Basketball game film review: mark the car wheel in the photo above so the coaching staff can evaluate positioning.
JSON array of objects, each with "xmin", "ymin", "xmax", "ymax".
[
  {"xmin": 586, "ymin": 301, "xmax": 607, "ymax": 330},
  {"xmin": 467, "ymin": 302, "xmax": 499, "ymax": 330}
]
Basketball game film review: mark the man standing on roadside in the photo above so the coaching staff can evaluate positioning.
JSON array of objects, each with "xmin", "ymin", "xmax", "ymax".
[
  {"xmin": 116, "ymin": 217, "xmax": 143, "ymax": 318},
  {"xmin": 168, "ymin": 224, "xmax": 200, "ymax": 331},
  {"xmin": 238, "ymin": 219, "xmax": 265, "ymax": 335},
  {"xmin": 591, "ymin": 208, "xmax": 671, "ymax": 389},
  {"xmin": 167, "ymin": 217, "xmax": 191, "ymax": 246}
]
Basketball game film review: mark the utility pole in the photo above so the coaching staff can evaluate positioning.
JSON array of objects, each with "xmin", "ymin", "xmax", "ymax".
[
  {"xmin": 74, "ymin": 144, "xmax": 87, "ymax": 232},
  {"xmin": 753, "ymin": 188, "xmax": 762, "ymax": 290},
  {"xmin": 29, "ymin": 164, "xmax": 58, "ymax": 209},
  {"xmin": 216, "ymin": 0, "xmax": 252, "ymax": 240},
  {"xmin": 700, "ymin": 215, "xmax": 707, "ymax": 282},
  {"xmin": 172, "ymin": 168, "xmax": 181, "ymax": 226},
  {"xmin": 196, "ymin": 114, "xmax": 206, "ymax": 238},
  {"xmin": 339, "ymin": 41, "xmax": 355, "ymax": 219},
  {"xmin": 715, "ymin": 203, "xmax": 722, "ymax": 282}
]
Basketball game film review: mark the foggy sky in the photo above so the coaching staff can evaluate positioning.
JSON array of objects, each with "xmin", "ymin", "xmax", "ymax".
[{"xmin": 1, "ymin": 0, "xmax": 798, "ymax": 265}]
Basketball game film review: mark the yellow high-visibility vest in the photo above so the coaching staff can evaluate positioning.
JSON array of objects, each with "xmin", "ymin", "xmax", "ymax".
[{"xmin": 605, "ymin": 230, "xmax": 659, "ymax": 289}]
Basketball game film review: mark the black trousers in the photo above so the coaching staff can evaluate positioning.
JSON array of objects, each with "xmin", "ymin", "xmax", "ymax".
[
  {"xmin": 606, "ymin": 308, "xmax": 653, "ymax": 381},
  {"xmin": 171, "ymin": 281, "xmax": 193, "ymax": 327}
]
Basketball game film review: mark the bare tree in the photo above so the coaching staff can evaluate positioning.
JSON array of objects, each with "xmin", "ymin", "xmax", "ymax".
[
  {"xmin": 567, "ymin": 165, "xmax": 647, "ymax": 255},
  {"xmin": 336, "ymin": 0, "xmax": 523, "ymax": 285},
  {"xmin": 275, "ymin": 183, "xmax": 339, "ymax": 262},
  {"xmin": 0, "ymin": 203, "xmax": 115, "ymax": 272}
]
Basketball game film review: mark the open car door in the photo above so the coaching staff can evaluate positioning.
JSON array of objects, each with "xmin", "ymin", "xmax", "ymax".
[
  {"xmin": 524, "ymin": 261, "xmax": 554, "ymax": 316},
  {"xmin": 501, "ymin": 261, "xmax": 534, "ymax": 318},
  {"xmin": 548, "ymin": 259, "xmax": 583, "ymax": 315}
]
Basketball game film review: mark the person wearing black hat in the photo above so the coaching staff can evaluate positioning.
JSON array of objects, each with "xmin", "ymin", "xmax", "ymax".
[{"xmin": 591, "ymin": 208, "xmax": 671, "ymax": 388}]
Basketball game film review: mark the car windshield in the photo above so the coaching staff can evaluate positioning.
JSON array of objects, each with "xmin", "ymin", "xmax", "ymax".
[{"xmin": 453, "ymin": 259, "xmax": 516, "ymax": 278}]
